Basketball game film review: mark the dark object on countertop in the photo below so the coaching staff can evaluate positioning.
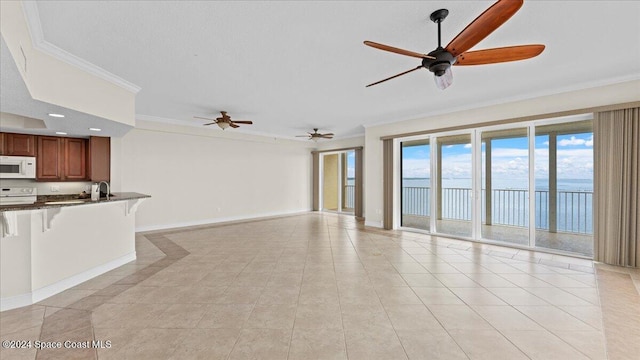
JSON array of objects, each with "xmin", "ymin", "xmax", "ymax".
[
  {"xmin": 100, "ymin": 192, "xmax": 115, "ymax": 198},
  {"xmin": 78, "ymin": 191, "xmax": 91, "ymax": 199}
]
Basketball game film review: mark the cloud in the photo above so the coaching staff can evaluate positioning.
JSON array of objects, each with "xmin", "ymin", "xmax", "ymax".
[
  {"xmin": 585, "ymin": 135, "xmax": 593, "ymax": 147},
  {"xmin": 558, "ymin": 135, "xmax": 593, "ymax": 147},
  {"xmin": 491, "ymin": 148, "xmax": 529, "ymax": 157},
  {"xmin": 402, "ymin": 159, "xmax": 430, "ymax": 178},
  {"xmin": 464, "ymin": 144, "xmax": 472, "ymax": 148}
]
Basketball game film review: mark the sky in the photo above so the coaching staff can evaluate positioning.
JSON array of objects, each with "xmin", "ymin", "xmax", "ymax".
[
  {"xmin": 347, "ymin": 150, "xmax": 355, "ymax": 178},
  {"xmin": 402, "ymin": 132, "xmax": 594, "ymax": 180}
]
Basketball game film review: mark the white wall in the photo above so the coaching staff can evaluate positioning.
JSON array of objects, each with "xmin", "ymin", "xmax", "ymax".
[
  {"xmin": 364, "ymin": 79, "xmax": 640, "ymax": 227},
  {"xmin": 118, "ymin": 121, "xmax": 314, "ymax": 231}
]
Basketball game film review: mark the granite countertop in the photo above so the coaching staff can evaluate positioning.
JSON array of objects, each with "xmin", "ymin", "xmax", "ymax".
[{"xmin": 0, "ymin": 192, "xmax": 150, "ymax": 212}]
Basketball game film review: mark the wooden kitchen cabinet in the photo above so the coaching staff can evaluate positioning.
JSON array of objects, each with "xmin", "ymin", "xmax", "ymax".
[
  {"xmin": 64, "ymin": 138, "xmax": 87, "ymax": 180},
  {"xmin": 36, "ymin": 136, "xmax": 89, "ymax": 181},
  {"xmin": 88, "ymin": 136, "xmax": 110, "ymax": 181},
  {"xmin": 2, "ymin": 133, "xmax": 36, "ymax": 156},
  {"xmin": 0, "ymin": 133, "xmax": 5, "ymax": 155},
  {"xmin": 37, "ymin": 136, "xmax": 64, "ymax": 180}
]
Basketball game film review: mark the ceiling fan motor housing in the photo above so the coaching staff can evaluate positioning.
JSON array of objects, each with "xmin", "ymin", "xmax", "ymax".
[{"xmin": 423, "ymin": 48, "xmax": 456, "ymax": 76}]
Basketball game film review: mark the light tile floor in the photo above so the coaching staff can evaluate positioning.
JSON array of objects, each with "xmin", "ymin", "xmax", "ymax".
[{"xmin": 1, "ymin": 212, "xmax": 639, "ymax": 359}]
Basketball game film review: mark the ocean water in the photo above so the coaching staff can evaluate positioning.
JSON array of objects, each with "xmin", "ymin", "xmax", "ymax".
[
  {"xmin": 347, "ymin": 178, "xmax": 593, "ymax": 192},
  {"xmin": 401, "ymin": 178, "xmax": 593, "ymax": 191}
]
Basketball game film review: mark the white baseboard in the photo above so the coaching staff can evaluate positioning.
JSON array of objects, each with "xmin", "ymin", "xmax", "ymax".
[
  {"xmin": 0, "ymin": 293, "xmax": 33, "ymax": 313},
  {"xmin": 365, "ymin": 220, "xmax": 383, "ymax": 228},
  {"xmin": 1, "ymin": 252, "xmax": 136, "ymax": 312},
  {"xmin": 135, "ymin": 209, "xmax": 312, "ymax": 233}
]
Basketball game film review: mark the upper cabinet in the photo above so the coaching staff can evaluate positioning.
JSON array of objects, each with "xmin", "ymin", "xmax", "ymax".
[
  {"xmin": 1, "ymin": 132, "xmax": 110, "ymax": 182},
  {"xmin": 37, "ymin": 136, "xmax": 88, "ymax": 181},
  {"xmin": 64, "ymin": 138, "xmax": 88, "ymax": 180},
  {"xmin": 36, "ymin": 136, "xmax": 64, "ymax": 180},
  {"xmin": 2, "ymin": 133, "xmax": 36, "ymax": 156},
  {"xmin": 88, "ymin": 136, "xmax": 110, "ymax": 182}
]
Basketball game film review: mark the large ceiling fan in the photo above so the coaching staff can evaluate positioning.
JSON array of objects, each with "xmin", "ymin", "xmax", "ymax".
[
  {"xmin": 364, "ymin": 0, "xmax": 544, "ymax": 90},
  {"xmin": 194, "ymin": 111, "xmax": 253, "ymax": 130},
  {"xmin": 296, "ymin": 128, "xmax": 334, "ymax": 142}
]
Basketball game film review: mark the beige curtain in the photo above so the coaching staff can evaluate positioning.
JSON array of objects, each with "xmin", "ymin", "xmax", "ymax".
[
  {"xmin": 594, "ymin": 107, "xmax": 640, "ymax": 267},
  {"xmin": 354, "ymin": 148, "xmax": 363, "ymax": 219},
  {"xmin": 312, "ymin": 152, "xmax": 320, "ymax": 211},
  {"xmin": 383, "ymin": 139, "xmax": 393, "ymax": 229}
]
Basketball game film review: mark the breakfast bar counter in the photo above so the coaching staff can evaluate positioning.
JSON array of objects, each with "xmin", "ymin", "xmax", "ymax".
[
  {"xmin": 0, "ymin": 192, "xmax": 150, "ymax": 311},
  {"xmin": 0, "ymin": 192, "xmax": 150, "ymax": 212}
]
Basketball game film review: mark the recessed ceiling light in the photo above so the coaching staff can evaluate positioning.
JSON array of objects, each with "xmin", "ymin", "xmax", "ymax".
[
  {"xmin": 55, "ymin": 131, "xmax": 67, "ymax": 135},
  {"xmin": 89, "ymin": 128, "xmax": 102, "ymax": 132},
  {"xmin": 48, "ymin": 113, "xmax": 65, "ymax": 118}
]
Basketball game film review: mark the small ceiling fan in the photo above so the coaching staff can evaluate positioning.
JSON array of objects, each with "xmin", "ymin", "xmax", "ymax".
[
  {"xmin": 194, "ymin": 111, "xmax": 253, "ymax": 130},
  {"xmin": 364, "ymin": 0, "xmax": 544, "ymax": 90},
  {"xmin": 296, "ymin": 128, "xmax": 334, "ymax": 142}
]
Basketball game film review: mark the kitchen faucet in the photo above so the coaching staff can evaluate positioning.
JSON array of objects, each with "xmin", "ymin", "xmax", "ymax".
[{"xmin": 98, "ymin": 181, "xmax": 110, "ymax": 200}]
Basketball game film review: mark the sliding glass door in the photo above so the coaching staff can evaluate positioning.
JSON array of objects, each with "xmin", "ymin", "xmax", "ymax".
[
  {"xmin": 401, "ymin": 139, "xmax": 431, "ymax": 230},
  {"xmin": 397, "ymin": 116, "xmax": 594, "ymax": 257},
  {"xmin": 535, "ymin": 121, "xmax": 593, "ymax": 256},
  {"xmin": 480, "ymin": 128, "xmax": 530, "ymax": 245},
  {"xmin": 436, "ymin": 134, "xmax": 473, "ymax": 238},
  {"xmin": 321, "ymin": 151, "xmax": 356, "ymax": 214}
]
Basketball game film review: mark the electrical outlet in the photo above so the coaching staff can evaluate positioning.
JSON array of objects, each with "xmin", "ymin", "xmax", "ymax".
[
  {"xmin": 50, "ymin": 186, "xmax": 60, "ymax": 192},
  {"xmin": 217, "ymin": 207, "xmax": 222, "ymax": 212}
]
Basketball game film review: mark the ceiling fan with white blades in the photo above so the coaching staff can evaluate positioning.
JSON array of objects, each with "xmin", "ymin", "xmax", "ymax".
[
  {"xmin": 195, "ymin": 111, "xmax": 253, "ymax": 130},
  {"xmin": 296, "ymin": 128, "xmax": 334, "ymax": 142},
  {"xmin": 364, "ymin": 0, "xmax": 545, "ymax": 90}
]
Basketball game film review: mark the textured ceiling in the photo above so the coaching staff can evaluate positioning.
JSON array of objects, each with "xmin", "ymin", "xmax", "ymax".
[{"xmin": 26, "ymin": 1, "xmax": 640, "ymax": 139}]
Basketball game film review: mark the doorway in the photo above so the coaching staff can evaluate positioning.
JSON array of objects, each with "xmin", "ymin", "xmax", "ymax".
[{"xmin": 320, "ymin": 150, "xmax": 356, "ymax": 214}]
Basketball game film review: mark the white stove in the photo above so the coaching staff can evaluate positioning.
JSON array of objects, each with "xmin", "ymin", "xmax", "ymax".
[{"xmin": 0, "ymin": 187, "xmax": 37, "ymax": 206}]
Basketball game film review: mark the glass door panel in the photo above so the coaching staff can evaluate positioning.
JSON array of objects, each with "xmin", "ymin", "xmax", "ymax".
[
  {"xmin": 401, "ymin": 140, "xmax": 431, "ymax": 231},
  {"xmin": 437, "ymin": 134, "xmax": 472, "ymax": 237},
  {"xmin": 342, "ymin": 151, "xmax": 355, "ymax": 213},
  {"xmin": 535, "ymin": 121, "xmax": 594, "ymax": 256},
  {"xmin": 480, "ymin": 128, "xmax": 529, "ymax": 245}
]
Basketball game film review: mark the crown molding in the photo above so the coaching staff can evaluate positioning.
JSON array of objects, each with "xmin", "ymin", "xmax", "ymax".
[
  {"xmin": 21, "ymin": 1, "xmax": 141, "ymax": 94},
  {"xmin": 363, "ymin": 75, "xmax": 640, "ymax": 130}
]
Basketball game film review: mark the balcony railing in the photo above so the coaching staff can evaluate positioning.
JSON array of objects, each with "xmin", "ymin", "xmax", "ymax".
[
  {"xmin": 401, "ymin": 187, "xmax": 593, "ymax": 234},
  {"xmin": 344, "ymin": 184, "xmax": 355, "ymax": 209}
]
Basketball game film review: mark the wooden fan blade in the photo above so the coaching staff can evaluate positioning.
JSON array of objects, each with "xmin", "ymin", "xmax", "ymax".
[
  {"xmin": 455, "ymin": 44, "xmax": 545, "ymax": 66},
  {"xmin": 203, "ymin": 122, "xmax": 217, "ymax": 126},
  {"xmin": 366, "ymin": 66, "xmax": 423, "ymax": 87},
  {"xmin": 230, "ymin": 123, "xmax": 240, "ymax": 128},
  {"xmin": 321, "ymin": 133, "xmax": 334, "ymax": 137},
  {"xmin": 364, "ymin": 41, "xmax": 435, "ymax": 59},
  {"xmin": 232, "ymin": 121, "xmax": 253, "ymax": 124},
  {"xmin": 194, "ymin": 116, "xmax": 216, "ymax": 121},
  {"xmin": 322, "ymin": 135, "xmax": 334, "ymax": 139},
  {"xmin": 445, "ymin": 0, "xmax": 523, "ymax": 57}
]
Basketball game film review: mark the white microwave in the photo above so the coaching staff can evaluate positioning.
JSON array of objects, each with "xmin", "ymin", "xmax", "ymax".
[{"xmin": 0, "ymin": 156, "xmax": 36, "ymax": 179}]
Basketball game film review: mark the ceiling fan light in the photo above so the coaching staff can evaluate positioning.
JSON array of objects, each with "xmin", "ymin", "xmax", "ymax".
[
  {"xmin": 434, "ymin": 66, "xmax": 453, "ymax": 90},
  {"xmin": 217, "ymin": 122, "xmax": 230, "ymax": 130}
]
